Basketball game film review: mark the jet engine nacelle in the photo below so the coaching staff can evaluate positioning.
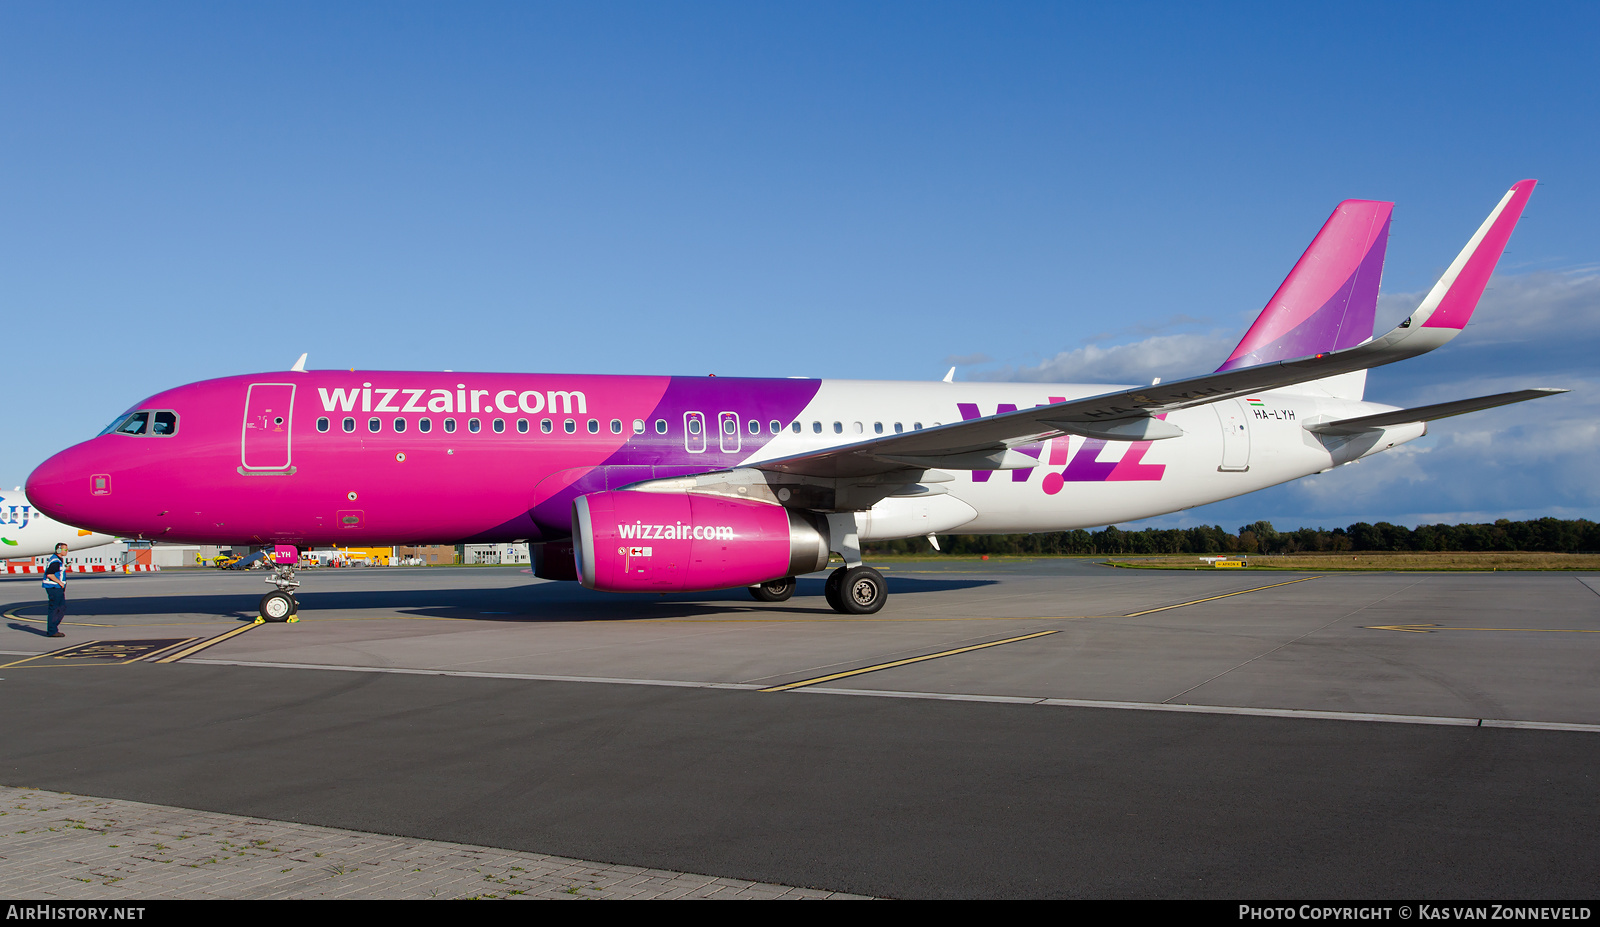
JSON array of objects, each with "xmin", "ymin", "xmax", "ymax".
[{"xmin": 572, "ymin": 490, "xmax": 829, "ymax": 593}]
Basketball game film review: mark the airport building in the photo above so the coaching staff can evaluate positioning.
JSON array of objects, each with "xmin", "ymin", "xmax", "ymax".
[
  {"xmin": 5, "ymin": 539, "xmax": 202, "ymax": 570},
  {"xmin": 462, "ymin": 543, "xmax": 530, "ymax": 565}
]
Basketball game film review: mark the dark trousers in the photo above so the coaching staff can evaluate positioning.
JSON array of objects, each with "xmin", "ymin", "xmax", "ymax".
[{"xmin": 45, "ymin": 586, "xmax": 65, "ymax": 634}]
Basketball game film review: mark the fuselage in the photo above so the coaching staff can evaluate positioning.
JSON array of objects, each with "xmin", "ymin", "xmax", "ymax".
[{"xmin": 24, "ymin": 370, "xmax": 1422, "ymax": 548}]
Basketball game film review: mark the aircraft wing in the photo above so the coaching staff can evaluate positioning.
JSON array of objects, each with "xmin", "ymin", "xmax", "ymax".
[{"xmin": 753, "ymin": 179, "xmax": 1538, "ymax": 480}]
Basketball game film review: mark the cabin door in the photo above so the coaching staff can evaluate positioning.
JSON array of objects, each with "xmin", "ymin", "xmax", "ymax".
[
  {"xmin": 242, "ymin": 383, "xmax": 296, "ymax": 471},
  {"xmin": 1214, "ymin": 399, "xmax": 1251, "ymax": 472}
]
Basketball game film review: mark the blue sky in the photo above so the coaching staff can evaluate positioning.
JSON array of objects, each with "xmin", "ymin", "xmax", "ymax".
[{"xmin": 4, "ymin": 2, "xmax": 1596, "ymax": 530}]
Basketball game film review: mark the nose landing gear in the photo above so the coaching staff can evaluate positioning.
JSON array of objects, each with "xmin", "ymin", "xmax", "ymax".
[
  {"xmin": 256, "ymin": 545, "xmax": 302, "ymax": 623},
  {"xmin": 258, "ymin": 588, "xmax": 298, "ymax": 623}
]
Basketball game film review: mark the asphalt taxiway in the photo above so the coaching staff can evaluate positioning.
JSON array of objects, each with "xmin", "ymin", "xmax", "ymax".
[{"xmin": 2, "ymin": 561, "xmax": 1597, "ymax": 898}]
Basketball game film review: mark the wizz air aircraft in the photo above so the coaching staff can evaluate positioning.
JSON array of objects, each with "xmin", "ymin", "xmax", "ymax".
[
  {"xmin": 26, "ymin": 181, "xmax": 1563, "ymax": 622},
  {"xmin": 0, "ymin": 486, "xmax": 116, "ymax": 559}
]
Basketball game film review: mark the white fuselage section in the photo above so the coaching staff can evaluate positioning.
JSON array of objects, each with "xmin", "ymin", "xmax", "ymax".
[{"xmin": 745, "ymin": 381, "xmax": 1420, "ymax": 538}]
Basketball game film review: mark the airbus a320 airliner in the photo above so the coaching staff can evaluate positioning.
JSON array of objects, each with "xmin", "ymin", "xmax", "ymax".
[{"xmin": 26, "ymin": 181, "xmax": 1563, "ymax": 622}]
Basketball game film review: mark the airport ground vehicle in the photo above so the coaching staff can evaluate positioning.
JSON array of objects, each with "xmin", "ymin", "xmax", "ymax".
[{"xmin": 26, "ymin": 182, "xmax": 1561, "ymax": 621}]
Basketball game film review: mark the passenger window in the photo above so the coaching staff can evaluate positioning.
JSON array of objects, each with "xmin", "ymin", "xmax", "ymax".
[
  {"xmin": 444, "ymin": 418, "xmax": 457, "ymax": 434},
  {"xmin": 153, "ymin": 411, "xmax": 178, "ymax": 436},
  {"xmin": 791, "ymin": 421, "xmax": 801, "ymax": 433},
  {"xmin": 812, "ymin": 422, "xmax": 821, "ymax": 434},
  {"xmin": 894, "ymin": 422, "xmax": 903, "ymax": 434},
  {"xmin": 317, "ymin": 417, "xmax": 330, "ymax": 433},
  {"xmin": 517, "ymin": 419, "xmax": 529, "ymax": 434},
  {"xmin": 343, "ymin": 417, "xmax": 355, "ymax": 433},
  {"xmin": 564, "ymin": 419, "xmax": 576, "ymax": 434},
  {"xmin": 394, "ymin": 417, "xmax": 407, "ymax": 433},
  {"xmin": 469, "ymin": 418, "xmax": 481, "ymax": 433},
  {"xmin": 833, "ymin": 422, "xmax": 843, "ymax": 434},
  {"xmin": 419, "ymin": 418, "xmax": 432, "ymax": 434},
  {"xmin": 770, "ymin": 420, "xmax": 781, "ymax": 434},
  {"xmin": 610, "ymin": 419, "xmax": 622, "ymax": 434},
  {"xmin": 654, "ymin": 419, "xmax": 667, "ymax": 434},
  {"xmin": 541, "ymin": 419, "xmax": 552, "ymax": 434},
  {"xmin": 492, "ymin": 418, "xmax": 505, "ymax": 433},
  {"xmin": 117, "ymin": 412, "xmax": 150, "ymax": 436},
  {"xmin": 873, "ymin": 422, "xmax": 883, "ymax": 434},
  {"xmin": 853, "ymin": 422, "xmax": 863, "ymax": 434},
  {"xmin": 913, "ymin": 422, "xmax": 923, "ymax": 430},
  {"xmin": 368, "ymin": 418, "xmax": 381, "ymax": 433},
  {"xmin": 633, "ymin": 419, "xmax": 645, "ymax": 434},
  {"xmin": 587, "ymin": 419, "xmax": 599, "ymax": 434},
  {"xmin": 748, "ymin": 419, "xmax": 759, "ymax": 435}
]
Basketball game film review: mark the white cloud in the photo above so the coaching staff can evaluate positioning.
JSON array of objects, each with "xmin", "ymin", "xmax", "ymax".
[
  {"xmin": 974, "ymin": 331, "xmax": 1235, "ymax": 384},
  {"xmin": 1378, "ymin": 268, "xmax": 1600, "ymax": 342},
  {"xmin": 981, "ymin": 269, "xmax": 1600, "ymax": 389},
  {"xmin": 994, "ymin": 270, "xmax": 1600, "ymax": 527}
]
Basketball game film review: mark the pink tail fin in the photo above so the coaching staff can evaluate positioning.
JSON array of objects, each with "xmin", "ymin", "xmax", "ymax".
[{"xmin": 1217, "ymin": 199, "xmax": 1393, "ymax": 372}]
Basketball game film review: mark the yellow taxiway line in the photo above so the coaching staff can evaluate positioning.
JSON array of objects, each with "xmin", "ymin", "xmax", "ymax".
[
  {"xmin": 152, "ymin": 622, "xmax": 262, "ymax": 663},
  {"xmin": 2, "ymin": 605, "xmax": 116, "ymax": 628},
  {"xmin": 1121, "ymin": 576, "xmax": 1322, "ymax": 617},
  {"xmin": 761, "ymin": 629, "xmax": 1061, "ymax": 692}
]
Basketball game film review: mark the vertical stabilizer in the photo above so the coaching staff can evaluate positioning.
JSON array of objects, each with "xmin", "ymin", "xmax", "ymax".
[{"xmin": 1217, "ymin": 199, "xmax": 1393, "ymax": 373}]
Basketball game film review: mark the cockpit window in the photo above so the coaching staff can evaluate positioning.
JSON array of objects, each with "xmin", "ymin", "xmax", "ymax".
[
  {"xmin": 99, "ymin": 413, "xmax": 135, "ymax": 436},
  {"xmin": 104, "ymin": 409, "xmax": 180, "ymax": 437}
]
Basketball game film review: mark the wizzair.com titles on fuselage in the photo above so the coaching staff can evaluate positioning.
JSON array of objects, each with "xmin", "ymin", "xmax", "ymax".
[{"xmin": 318, "ymin": 385, "xmax": 589, "ymax": 417}]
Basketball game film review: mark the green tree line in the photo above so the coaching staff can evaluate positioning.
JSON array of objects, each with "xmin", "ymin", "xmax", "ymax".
[{"xmin": 864, "ymin": 518, "xmax": 1600, "ymax": 557}]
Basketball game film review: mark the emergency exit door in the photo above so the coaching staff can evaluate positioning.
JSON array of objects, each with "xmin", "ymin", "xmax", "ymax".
[{"xmin": 242, "ymin": 383, "xmax": 296, "ymax": 471}]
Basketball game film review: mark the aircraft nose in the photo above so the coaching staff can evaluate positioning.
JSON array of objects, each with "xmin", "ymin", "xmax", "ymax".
[{"xmin": 25, "ymin": 444, "xmax": 103, "ymax": 525}]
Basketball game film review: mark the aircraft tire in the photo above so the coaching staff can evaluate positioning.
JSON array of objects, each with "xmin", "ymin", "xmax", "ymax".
[
  {"xmin": 259, "ymin": 591, "xmax": 296, "ymax": 623},
  {"xmin": 836, "ymin": 566, "xmax": 886, "ymax": 615},
  {"xmin": 824, "ymin": 567, "xmax": 847, "ymax": 612},
  {"xmin": 749, "ymin": 577, "xmax": 796, "ymax": 602}
]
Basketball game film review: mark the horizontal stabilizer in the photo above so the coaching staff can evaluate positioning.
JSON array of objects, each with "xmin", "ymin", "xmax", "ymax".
[{"xmin": 1306, "ymin": 389, "xmax": 1567, "ymax": 436}]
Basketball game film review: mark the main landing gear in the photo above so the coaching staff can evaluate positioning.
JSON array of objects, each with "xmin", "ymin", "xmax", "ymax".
[
  {"xmin": 748, "ymin": 577, "xmax": 796, "ymax": 602},
  {"xmin": 257, "ymin": 546, "xmax": 302, "ymax": 623},
  {"xmin": 823, "ymin": 565, "xmax": 887, "ymax": 615},
  {"xmin": 746, "ymin": 568, "xmax": 886, "ymax": 614},
  {"xmin": 817, "ymin": 512, "xmax": 887, "ymax": 615}
]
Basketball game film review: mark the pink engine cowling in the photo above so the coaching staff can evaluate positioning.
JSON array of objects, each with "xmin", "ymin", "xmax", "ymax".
[{"xmin": 572, "ymin": 490, "xmax": 829, "ymax": 593}]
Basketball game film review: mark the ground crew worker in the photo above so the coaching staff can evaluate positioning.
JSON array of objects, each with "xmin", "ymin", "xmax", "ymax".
[{"xmin": 42, "ymin": 542, "xmax": 67, "ymax": 638}]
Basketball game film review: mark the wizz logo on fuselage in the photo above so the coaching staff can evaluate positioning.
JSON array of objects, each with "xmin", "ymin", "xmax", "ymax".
[{"xmin": 957, "ymin": 402, "xmax": 1166, "ymax": 494}]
